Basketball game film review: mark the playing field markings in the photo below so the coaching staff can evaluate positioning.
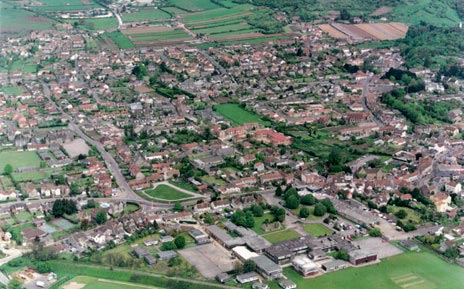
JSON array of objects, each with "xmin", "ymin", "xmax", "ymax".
[
  {"xmin": 395, "ymin": 275, "xmax": 419, "ymax": 284},
  {"xmin": 402, "ymin": 280, "xmax": 425, "ymax": 288},
  {"xmin": 391, "ymin": 273, "xmax": 414, "ymax": 281}
]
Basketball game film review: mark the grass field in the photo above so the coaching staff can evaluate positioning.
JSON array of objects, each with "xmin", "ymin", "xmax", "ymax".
[
  {"xmin": 214, "ymin": 103, "xmax": 270, "ymax": 126},
  {"xmin": 0, "ymin": 86, "xmax": 26, "ymax": 96},
  {"xmin": 252, "ymin": 213, "xmax": 278, "ymax": 235},
  {"xmin": 388, "ymin": 206, "xmax": 421, "ymax": 224},
  {"xmin": 104, "ymin": 32, "xmax": 135, "ymax": 49},
  {"xmin": 121, "ymin": 8, "xmax": 171, "ymax": 22},
  {"xmin": 303, "ymin": 223, "xmax": 333, "ymax": 237},
  {"xmin": 61, "ymin": 276, "xmax": 163, "ymax": 289},
  {"xmin": 144, "ymin": 184, "xmax": 192, "ymax": 200},
  {"xmin": 392, "ymin": 0, "xmax": 462, "ymax": 26},
  {"xmin": 183, "ymin": 5, "xmax": 254, "ymax": 24},
  {"xmin": 0, "ymin": 7, "xmax": 55, "ymax": 34},
  {"xmin": 129, "ymin": 30, "xmax": 191, "ymax": 42},
  {"xmin": 262, "ymin": 229, "xmax": 301, "ymax": 244},
  {"xmin": 32, "ymin": 0, "xmax": 100, "ymax": 11},
  {"xmin": 0, "ymin": 151, "xmax": 41, "ymax": 172},
  {"xmin": 168, "ymin": 0, "xmax": 219, "ymax": 12},
  {"xmin": 11, "ymin": 168, "xmax": 54, "ymax": 182},
  {"xmin": 274, "ymin": 251, "xmax": 464, "ymax": 289},
  {"xmin": 69, "ymin": 18, "xmax": 119, "ymax": 31}
]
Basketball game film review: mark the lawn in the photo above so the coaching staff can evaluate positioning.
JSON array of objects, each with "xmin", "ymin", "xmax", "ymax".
[
  {"xmin": 214, "ymin": 103, "xmax": 270, "ymax": 126},
  {"xmin": 11, "ymin": 169, "xmax": 54, "ymax": 182},
  {"xmin": 274, "ymin": 251, "xmax": 464, "ymax": 289},
  {"xmin": 252, "ymin": 213, "xmax": 279, "ymax": 235},
  {"xmin": 0, "ymin": 7, "xmax": 55, "ymax": 35},
  {"xmin": 129, "ymin": 30, "xmax": 191, "ymax": 42},
  {"xmin": 391, "ymin": 0, "xmax": 461, "ymax": 26},
  {"xmin": 121, "ymin": 8, "xmax": 171, "ymax": 22},
  {"xmin": 168, "ymin": 180, "xmax": 198, "ymax": 192},
  {"xmin": 0, "ymin": 151, "xmax": 41, "ymax": 172},
  {"xmin": 14, "ymin": 212, "xmax": 32, "ymax": 223},
  {"xmin": 104, "ymin": 31, "xmax": 135, "ymax": 49},
  {"xmin": 0, "ymin": 86, "xmax": 26, "ymax": 96},
  {"xmin": 61, "ymin": 276, "xmax": 163, "ymax": 289},
  {"xmin": 302, "ymin": 223, "xmax": 333, "ymax": 237},
  {"xmin": 32, "ymin": 0, "xmax": 100, "ymax": 11},
  {"xmin": 124, "ymin": 203, "xmax": 141, "ymax": 214},
  {"xmin": 144, "ymin": 184, "xmax": 192, "ymax": 200},
  {"xmin": 183, "ymin": 5, "xmax": 253, "ymax": 24},
  {"xmin": 168, "ymin": 0, "xmax": 219, "ymax": 12},
  {"xmin": 75, "ymin": 18, "xmax": 119, "ymax": 31},
  {"xmin": 262, "ymin": 229, "xmax": 301, "ymax": 244},
  {"xmin": 388, "ymin": 206, "xmax": 421, "ymax": 224}
]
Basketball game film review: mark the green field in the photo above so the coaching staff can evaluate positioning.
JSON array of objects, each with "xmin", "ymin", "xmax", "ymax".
[
  {"xmin": 144, "ymin": 184, "xmax": 192, "ymax": 200},
  {"xmin": 69, "ymin": 18, "xmax": 119, "ymax": 31},
  {"xmin": 302, "ymin": 223, "xmax": 333, "ymax": 237},
  {"xmin": 61, "ymin": 276, "xmax": 163, "ymax": 289},
  {"xmin": 262, "ymin": 229, "xmax": 301, "ymax": 243},
  {"xmin": 252, "ymin": 213, "xmax": 279, "ymax": 235},
  {"xmin": 0, "ymin": 7, "xmax": 55, "ymax": 34},
  {"xmin": 192, "ymin": 23, "xmax": 256, "ymax": 36},
  {"xmin": 0, "ymin": 86, "xmax": 26, "ymax": 96},
  {"xmin": 0, "ymin": 151, "xmax": 41, "ymax": 172},
  {"xmin": 32, "ymin": 0, "xmax": 100, "ymax": 11},
  {"xmin": 129, "ymin": 30, "xmax": 191, "ymax": 42},
  {"xmin": 274, "ymin": 251, "xmax": 464, "ymax": 289},
  {"xmin": 392, "ymin": 0, "xmax": 462, "ymax": 26},
  {"xmin": 104, "ymin": 32, "xmax": 135, "ymax": 49},
  {"xmin": 168, "ymin": 0, "xmax": 219, "ymax": 12},
  {"xmin": 214, "ymin": 103, "xmax": 269, "ymax": 126},
  {"xmin": 121, "ymin": 8, "xmax": 171, "ymax": 22},
  {"xmin": 183, "ymin": 5, "xmax": 254, "ymax": 24}
]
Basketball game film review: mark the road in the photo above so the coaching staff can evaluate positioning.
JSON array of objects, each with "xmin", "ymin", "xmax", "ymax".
[
  {"xmin": 360, "ymin": 76, "xmax": 385, "ymax": 127},
  {"xmin": 113, "ymin": 10, "xmax": 123, "ymax": 29}
]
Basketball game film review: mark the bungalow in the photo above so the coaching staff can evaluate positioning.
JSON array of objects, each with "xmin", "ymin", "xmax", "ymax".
[
  {"xmin": 236, "ymin": 272, "xmax": 259, "ymax": 284},
  {"xmin": 211, "ymin": 199, "xmax": 230, "ymax": 212}
]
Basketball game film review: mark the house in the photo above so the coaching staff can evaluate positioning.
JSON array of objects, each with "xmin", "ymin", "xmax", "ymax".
[
  {"xmin": 252, "ymin": 283, "xmax": 269, "ymax": 289},
  {"xmin": 211, "ymin": 199, "xmax": 230, "ymax": 212},
  {"xmin": 157, "ymin": 250, "xmax": 177, "ymax": 260},
  {"xmin": 430, "ymin": 193, "xmax": 451, "ymax": 213},
  {"xmin": 144, "ymin": 239, "xmax": 158, "ymax": 246},
  {"xmin": 188, "ymin": 229, "xmax": 210, "ymax": 244},
  {"xmin": 144, "ymin": 254, "xmax": 157, "ymax": 265},
  {"xmin": 133, "ymin": 247, "xmax": 150, "ymax": 258},
  {"xmin": 278, "ymin": 279, "xmax": 297, "ymax": 289},
  {"xmin": 236, "ymin": 272, "xmax": 259, "ymax": 284}
]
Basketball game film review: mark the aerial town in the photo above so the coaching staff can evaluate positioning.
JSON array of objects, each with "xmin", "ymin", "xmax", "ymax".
[{"xmin": 0, "ymin": 0, "xmax": 464, "ymax": 288}]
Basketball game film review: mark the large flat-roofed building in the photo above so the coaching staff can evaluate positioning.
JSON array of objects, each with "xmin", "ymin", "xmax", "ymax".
[
  {"xmin": 236, "ymin": 272, "xmax": 259, "ymax": 284},
  {"xmin": 292, "ymin": 255, "xmax": 319, "ymax": 277},
  {"xmin": 321, "ymin": 259, "xmax": 349, "ymax": 272},
  {"xmin": 264, "ymin": 236, "xmax": 314, "ymax": 264},
  {"xmin": 188, "ymin": 229, "xmax": 211, "ymax": 244},
  {"xmin": 206, "ymin": 225, "xmax": 245, "ymax": 248},
  {"xmin": 348, "ymin": 249, "xmax": 377, "ymax": 265},
  {"xmin": 250, "ymin": 255, "xmax": 283, "ymax": 280},
  {"xmin": 233, "ymin": 246, "xmax": 259, "ymax": 261}
]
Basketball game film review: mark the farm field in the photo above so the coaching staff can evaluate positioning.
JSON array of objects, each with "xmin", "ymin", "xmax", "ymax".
[
  {"xmin": 0, "ymin": 6, "xmax": 55, "ymax": 34},
  {"xmin": 0, "ymin": 86, "xmax": 26, "ymax": 96},
  {"xmin": 0, "ymin": 151, "xmax": 41, "ymax": 172},
  {"xmin": 122, "ymin": 27, "xmax": 192, "ymax": 46},
  {"xmin": 213, "ymin": 103, "xmax": 270, "ymax": 126},
  {"xmin": 320, "ymin": 22, "xmax": 409, "ymax": 42},
  {"xmin": 302, "ymin": 223, "xmax": 334, "ymax": 237},
  {"xmin": 272, "ymin": 251, "xmax": 464, "ymax": 289},
  {"xmin": 183, "ymin": 4, "xmax": 254, "ymax": 24},
  {"xmin": 391, "ymin": 0, "xmax": 462, "ymax": 27},
  {"xmin": 66, "ymin": 18, "xmax": 118, "ymax": 31},
  {"xmin": 167, "ymin": 0, "xmax": 219, "ymax": 12},
  {"xmin": 61, "ymin": 276, "xmax": 163, "ymax": 289},
  {"xmin": 121, "ymin": 8, "xmax": 171, "ymax": 22},
  {"xmin": 262, "ymin": 229, "xmax": 301, "ymax": 244},
  {"xmin": 31, "ymin": 0, "xmax": 100, "ymax": 11},
  {"xmin": 143, "ymin": 184, "xmax": 192, "ymax": 200},
  {"xmin": 103, "ymin": 31, "xmax": 135, "ymax": 49}
]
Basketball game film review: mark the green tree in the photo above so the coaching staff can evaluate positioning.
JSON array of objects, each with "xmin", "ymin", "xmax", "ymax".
[
  {"xmin": 313, "ymin": 203, "xmax": 327, "ymax": 216},
  {"xmin": 334, "ymin": 250, "xmax": 349, "ymax": 261},
  {"xmin": 8, "ymin": 278, "xmax": 22, "ymax": 289},
  {"xmin": 321, "ymin": 198, "xmax": 336, "ymax": 214},
  {"xmin": 299, "ymin": 207, "xmax": 310, "ymax": 218},
  {"xmin": 173, "ymin": 202, "xmax": 183, "ymax": 212},
  {"xmin": 243, "ymin": 260, "xmax": 256, "ymax": 273},
  {"xmin": 275, "ymin": 186, "xmax": 283, "ymax": 197},
  {"xmin": 395, "ymin": 209, "xmax": 408, "ymax": 219},
  {"xmin": 369, "ymin": 228, "xmax": 382, "ymax": 237},
  {"xmin": 285, "ymin": 195, "xmax": 300, "ymax": 209},
  {"xmin": 204, "ymin": 213, "xmax": 215, "ymax": 224},
  {"xmin": 252, "ymin": 205, "xmax": 264, "ymax": 217},
  {"xmin": 95, "ymin": 210, "xmax": 107, "ymax": 225},
  {"xmin": 132, "ymin": 64, "xmax": 147, "ymax": 80},
  {"xmin": 70, "ymin": 183, "xmax": 80, "ymax": 195},
  {"xmin": 35, "ymin": 262, "xmax": 51, "ymax": 273},
  {"xmin": 174, "ymin": 236, "xmax": 186, "ymax": 249},
  {"xmin": 444, "ymin": 246, "xmax": 459, "ymax": 259},
  {"xmin": 3, "ymin": 164, "xmax": 13, "ymax": 175},
  {"xmin": 244, "ymin": 211, "xmax": 255, "ymax": 228},
  {"xmin": 160, "ymin": 241, "xmax": 177, "ymax": 251},
  {"xmin": 301, "ymin": 194, "xmax": 316, "ymax": 205}
]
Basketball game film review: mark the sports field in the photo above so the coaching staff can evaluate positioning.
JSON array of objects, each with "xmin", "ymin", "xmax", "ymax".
[
  {"xmin": 121, "ymin": 8, "xmax": 171, "ymax": 22},
  {"xmin": 144, "ymin": 184, "xmax": 192, "ymax": 200},
  {"xmin": 61, "ymin": 276, "xmax": 163, "ymax": 289},
  {"xmin": 0, "ymin": 151, "xmax": 41, "ymax": 172},
  {"xmin": 214, "ymin": 103, "xmax": 269, "ymax": 126},
  {"xmin": 303, "ymin": 223, "xmax": 333, "ymax": 237},
  {"xmin": 262, "ymin": 229, "xmax": 301, "ymax": 244},
  {"xmin": 275, "ymin": 251, "xmax": 464, "ymax": 289},
  {"xmin": 168, "ymin": 0, "xmax": 219, "ymax": 12}
]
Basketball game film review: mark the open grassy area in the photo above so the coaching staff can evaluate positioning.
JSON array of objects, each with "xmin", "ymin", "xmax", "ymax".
[
  {"xmin": 0, "ymin": 86, "xmax": 26, "ymax": 96},
  {"xmin": 302, "ymin": 223, "xmax": 333, "ymax": 237},
  {"xmin": 129, "ymin": 30, "xmax": 191, "ymax": 42},
  {"xmin": 68, "ymin": 18, "xmax": 119, "ymax": 31},
  {"xmin": 144, "ymin": 184, "xmax": 192, "ymax": 200},
  {"xmin": 104, "ymin": 31, "xmax": 135, "ymax": 49},
  {"xmin": 388, "ymin": 206, "xmax": 421, "ymax": 224},
  {"xmin": 0, "ymin": 151, "xmax": 41, "ymax": 172},
  {"xmin": 0, "ymin": 6, "xmax": 55, "ymax": 35},
  {"xmin": 252, "ymin": 213, "xmax": 278, "ymax": 235},
  {"xmin": 32, "ymin": 0, "xmax": 100, "ymax": 11},
  {"xmin": 61, "ymin": 276, "xmax": 163, "ymax": 289},
  {"xmin": 262, "ymin": 229, "xmax": 301, "ymax": 244},
  {"xmin": 275, "ymin": 251, "xmax": 464, "ymax": 289},
  {"xmin": 11, "ymin": 168, "xmax": 54, "ymax": 182},
  {"xmin": 183, "ymin": 4, "xmax": 254, "ymax": 24},
  {"xmin": 121, "ymin": 8, "xmax": 171, "ymax": 22},
  {"xmin": 168, "ymin": 0, "xmax": 219, "ymax": 12},
  {"xmin": 392, "ymin": 0, "xmax": 462, "ymax": 26},
  {"xmin": 214, "ymin": 103, "xmax": 270, "ymax": 126}
]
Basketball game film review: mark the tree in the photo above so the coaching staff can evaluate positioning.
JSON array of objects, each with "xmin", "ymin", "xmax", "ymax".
[
  {"xmin": 301, "ymin": 194, "xmax": 316, "ymax": 205},
  {"xmin": 313, "ymin": 203, "xmax": 327, "ymax": 216},
  {"xmin": 35, "ymin": 262, "xmax": 51, "ymax": 273},
  {"xmin": 3, "ymin": 164, "xmax": 12, "ymax": 175},
  {"xmin": 369, "ymin": 228, "xmax": 382, "ymax": 237},
  {"xmin": 285, "ymin": 195, "xmax": 300, "ymax": 210},
  {"xmin": 70, "ymin": 183, "xmax": 80, "ymax": 195},
  {"xmin": 299, "ymin": 207, "xmax": 310, "ymax": 218},
  {"xmin": 168, "ymin": 257, "xmax": 182, "ymax": 267},
  {"xmin": 95, "ymin": 210, "xmax": 107, "ymax": 225},
  {"xmin": 174, "ymin": 236, "xmax": 186, "ymax": 249},
  {"xmin": 334, "ymin": 250, "xmax": 349, "ymax": 261},
  {"xmin": 160, "ymin": 241, "xmax": 177, "ymax": 251},
  {"xmin": 252, "ymin": 205, "xmax": 264, "ymax": 217},
  {"xmin": 395, "ymin": 209, "xmax": 408, "ymax": 219},
  {"xmin": 339, "ymin": 9, "xmax": 351, "ymax": 21},
  {"xmin": 132, "ymin": 64, "xmax": 147, "ymax": 80},
  {"xmin": 52, "ymin": 199, "xmax": 78, "ymax": 217},
  {"xmin": 204, "ymin": 213, "xmax": 215, "ymax": 224},
  {"xmin": 8, "ymin": 278, "xmax": 22, "ymax": 289},
  {"xmin": 173, "ymin": 202, "xmax": 183, "ymax": 212},
  {"xmin": 244, "ymin": 211, "xmax": 255, "ymax": 228},
  {"xmin": 243, "ymin": 260, "xmax": 256, "ymax": 273},
  {"xmin": 321, "ymin": 198, "xmax": 337, "ymax": 214},
  {"xmin": 275, "ymin": 186, "xmax": 283, "ymax": 197},
  {"xmin": 444, "ymin": 246, "xmax": 459, "ymax": 259}
]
